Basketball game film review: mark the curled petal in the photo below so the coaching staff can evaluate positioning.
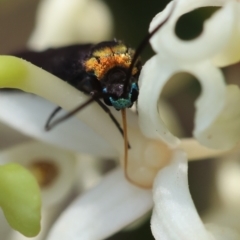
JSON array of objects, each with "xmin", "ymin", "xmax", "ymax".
[
  {"xmin": 150, "ymin": 0, "xmax": 240, "ymax": 66},
  {"xmin": 28, "ymin": 0, "xmax": 113, "ymax": 50},
  {"xmin": 211, "ymin": 2, "xmax": 240, "ymax": 67},
  {"xmin": 194, "ymin": 85, "xmax": 240, "ymax": 150},
  {"xmin": 152, "ymin": 150, "xmax": 240, "ymax": 239},
  {"xmin": 138, "ymin": 56, "xmax": 179, "ymax": 147},
  {"xmin": 151, "ymin": 150, "xmax": 213, "ymax": 240},
  {"xmin": 47, "ymin": 168, "xmax": 153, "ymax": 240},
  {"xmin": 138, "ymin": 55, "xmax": 225, "ymax": 147}
]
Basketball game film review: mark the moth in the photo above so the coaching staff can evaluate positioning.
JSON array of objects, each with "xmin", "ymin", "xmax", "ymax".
[{"xmin": 13, "ymin": 1, "xmax": 176, "ymax": 185}]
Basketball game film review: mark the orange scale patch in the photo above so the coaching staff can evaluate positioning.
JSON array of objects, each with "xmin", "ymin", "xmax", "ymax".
[{"xmin": 85, "ymin": 53, "xmax": 133, "ymax": 80}]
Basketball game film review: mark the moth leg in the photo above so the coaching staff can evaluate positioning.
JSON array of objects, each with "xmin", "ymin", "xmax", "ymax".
[
  {"xmin": 44, "ymin": 97, "xmax": 95, "ymax": 131},
  {"xmin": 45, "ymin": 106, "xmax": 62, "ymax": 130},
  {"xmin": 95, "ymin": 98, "xmax": 130, "ymax": 149}
]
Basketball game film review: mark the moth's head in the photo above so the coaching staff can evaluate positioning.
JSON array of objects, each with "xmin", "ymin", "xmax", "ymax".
[{"xmin": 84, "ymin": 40, "xmax": 141, "ymax": 110}]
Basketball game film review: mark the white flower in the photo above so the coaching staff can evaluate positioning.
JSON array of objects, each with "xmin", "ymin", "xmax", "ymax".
[
  {"xmin": 0, "ymin": 60, "xmax": 234, "ymax": 238},
  {"xmin": 1, "ymin": 0, "xmax": 240, "ymax": 239},
  {"xmin": 142, "ymin": 0, "xmax": 240, "ymax": 239}
]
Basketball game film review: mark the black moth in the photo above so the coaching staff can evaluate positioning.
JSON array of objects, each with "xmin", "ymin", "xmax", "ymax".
[
  {"xmin": 15, "ymin": 40, "xmax": 141, "ymax": 140},
  {"xmin": 13, "ymin": 1, "xmax": 176, "ymax": 185}
]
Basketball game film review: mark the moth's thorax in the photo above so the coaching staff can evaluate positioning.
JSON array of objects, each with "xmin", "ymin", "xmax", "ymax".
[{"xmin": 84, "ymin": 42, "xmax": 139, "ymax": 81}]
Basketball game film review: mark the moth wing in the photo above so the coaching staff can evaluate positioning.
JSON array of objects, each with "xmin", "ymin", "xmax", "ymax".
[{"xmin": 12, "ymin": 44, "xmax": 93, "ymax": 81}]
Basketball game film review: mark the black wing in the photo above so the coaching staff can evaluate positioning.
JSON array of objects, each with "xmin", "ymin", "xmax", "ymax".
[
  {"xmin": 12, "ymin": 44, "xmax": 94, "ymax": 83},
  {"xmin": 11, "ymin": 43, "xmax": 129, "ymax": 149}
]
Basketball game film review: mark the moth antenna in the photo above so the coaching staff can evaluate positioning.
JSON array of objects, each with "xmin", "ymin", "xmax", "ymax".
[
  {"xmin": 124, "ymin": 0, "xmax": 177, "ymax": 95},
  {"xmin": 45, "ymin": 94, "xmax": 129, "ymax": 146}
]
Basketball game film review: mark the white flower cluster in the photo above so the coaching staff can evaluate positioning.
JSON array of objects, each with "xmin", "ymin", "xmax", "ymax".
[
  {"xmin": 1, "ymin": 0, "xmax": 240, "ymax": 239},
  {"xmin": 139, "ymin": 0, "xmax": 240, "ymax": 239}
]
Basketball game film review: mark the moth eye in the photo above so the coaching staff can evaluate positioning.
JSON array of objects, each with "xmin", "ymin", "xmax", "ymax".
[
  {"xmin": 108, "ymin": 69, "xmax": 126, "ymax": 82},
  {"xmin": 102, "ymin": 87, "xmax": 107, "ymax": 93},
  {"xmin": 104, "ymin": 97, "xmax": 112, "ymax": 106}
]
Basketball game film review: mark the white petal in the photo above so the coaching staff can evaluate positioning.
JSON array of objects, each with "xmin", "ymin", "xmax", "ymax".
[
  {"xmin": 138, "ymin": 56, "xmax": 180, "ymax": 147},
  {"xmin": 158, "ymin": 100, "xmax": 185, "ymax": 138},
  {"xmin": 0, "ymin": 141, "xmax": 76, "ymax": 207},
  {"xmin": 47, "ymin": 168, "xmax": 153, "ymax": 240},
  {"xmin": 0, "ymin": 209, "xmax": 13, "ymax": 240},
  {"xmin": 138, "ymin": 55, "xmax": 225, "ymax": 147},
  {"xmin": 0, "ymin": 122, "xmax": 30, "ymax": 150},
  {"xmin": 151, "ymin": 150, "xmax": 214, "ymax": 240},
  {"xmin": 211, "ymin": 2, "xmax": 240, "ymax": 67},
  {"xmin": 194, "ymin": 85, "xmax": 240, "ymax": 150},
  {"xmin": 75, "ymin": 155, "xmax": 104, "ymax": 192},
  {"xmin": 0, "ymin": 92, "xmax": 116, "ymax": 157},
  {"xmin": 149, "ymin": 0, "xmax": 240, "ymax": 65},
  {"xmin": 28, "ymin": 0, "xmax": 113, "ymax": 50}
]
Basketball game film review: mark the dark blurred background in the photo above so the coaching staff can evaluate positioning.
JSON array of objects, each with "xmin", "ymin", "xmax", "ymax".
[{"xmin": 0, "ymin": 0, "xmax": 169, "ymax": 59}]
